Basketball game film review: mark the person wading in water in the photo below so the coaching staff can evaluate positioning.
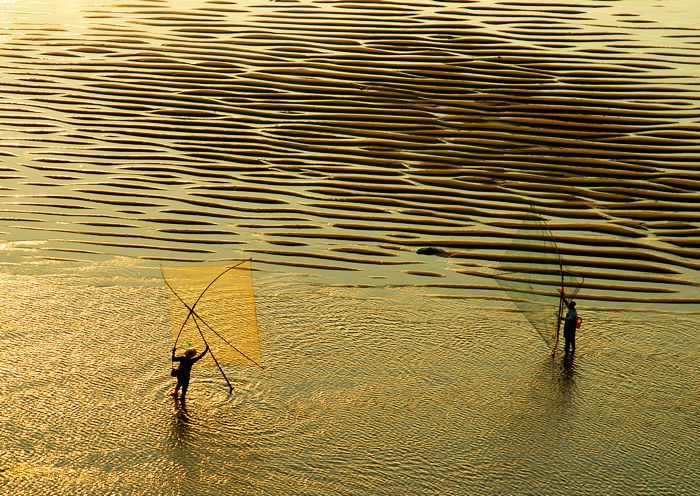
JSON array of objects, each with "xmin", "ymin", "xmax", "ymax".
[
  {"xmin": 560, "ymin": 296, "xmax": 578, "ymax": 355},
  {"xmin": 171, "ymin": 345, "xmax": 209, "ymax": 401}
]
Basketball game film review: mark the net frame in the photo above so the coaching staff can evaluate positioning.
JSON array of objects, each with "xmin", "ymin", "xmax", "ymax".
[
  {"xmin": 495, "ymin": 206, "xmax": 584, "ymax": 353},
  {"xmin": 161, "ymin": 259, "xmax": 263, "ymax": 391}
]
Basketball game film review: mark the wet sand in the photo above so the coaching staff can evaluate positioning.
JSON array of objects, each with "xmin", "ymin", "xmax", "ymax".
[{"xmin": 0, "ymin": 0, "xmax": 699, "ymax": 307}]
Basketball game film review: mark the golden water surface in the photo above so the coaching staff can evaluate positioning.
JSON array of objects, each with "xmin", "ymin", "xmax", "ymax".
[{"xmin": 1, "ymin": 0, "xmax": 699, "ymax": 494}]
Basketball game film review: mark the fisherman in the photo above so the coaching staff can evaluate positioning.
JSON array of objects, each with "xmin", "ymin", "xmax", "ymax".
[
  {"xmin": 561, "ymin": 296, "xmax": 578, "ymax": 355},
  {"xmin": 171, "ymin": 344, "xmax": 209, "ymax": 401}
]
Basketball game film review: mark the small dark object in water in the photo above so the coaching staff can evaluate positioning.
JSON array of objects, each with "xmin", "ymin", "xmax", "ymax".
[{"xmin": 416, "ymin": 246, "xmax": 446, "ymax": 256}]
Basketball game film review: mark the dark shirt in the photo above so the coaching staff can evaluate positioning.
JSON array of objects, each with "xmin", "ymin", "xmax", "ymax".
[
  {"xmin": 562, "ymin": 297, "xmax": 578, "ymax": 333},
  {"xmin": 172, "ymin": 347, "xmax": 208, "ymax": 379}
]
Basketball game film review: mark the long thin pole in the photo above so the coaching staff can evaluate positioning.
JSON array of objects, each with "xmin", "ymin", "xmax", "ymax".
[
  {"xmin": 192, "ymin": 314, "xmax": 234, "ymax": 393},
  {"xmin": 163, "ymin": 259, "xmax": 248, "ymax": 347},
  {"xmin": 193, "ymin": 313, "xmax": 263, "ymax": 369},
  {"xmin": 162, "ymin": 259, "xmax": 257, "ymax": 391},
  {"xmin": 163, "ymin": 270, "xmax": 263, "ymax": 368},
  {"xmin": 163, "ymin": 270, "xmax": 235, "ymax": 391},
  {"xmin": 553, "ymin": 275, "xmax": 564, "ymax": 357},
  {"xmin": 531, "ymin": 203, "xmax": 564, "ymax": 357},
  {"xmin": 552, "ymin": 231, "xmax": 565, "ymax": 357}
]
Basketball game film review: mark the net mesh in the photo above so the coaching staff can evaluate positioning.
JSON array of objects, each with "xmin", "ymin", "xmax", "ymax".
[
  {"xmin": 495, "ymin": 209, "xmax": 583, "ymax": 351},
  {"xmin": 161, "ymin": 259, "xmax": 262, "ymax": 367}
]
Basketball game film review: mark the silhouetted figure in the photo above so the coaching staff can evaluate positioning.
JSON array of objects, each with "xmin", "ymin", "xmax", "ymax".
[
  {"xmin": 561, "ymin": 297, "xmax": 577, "ymax": 355},
  {"xmin": 171, "ymin": 345, "xmax": 209, "ymax": 401}
]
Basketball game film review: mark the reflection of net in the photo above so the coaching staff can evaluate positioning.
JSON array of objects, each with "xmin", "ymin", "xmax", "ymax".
[
  {"xmin": 162, "ymin": 260, "xmax": 262, "ymax": 367},
  {"xmin": 495, "ymin": 210, "xmax": 583, "ymax": 351}
]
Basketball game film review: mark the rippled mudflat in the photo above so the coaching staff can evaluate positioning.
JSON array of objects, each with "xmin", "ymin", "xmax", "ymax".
[
  {"xmin": 1, "ymin": 0, "xmax": 699, "ymax": 305},
  {"xmin": 1, "ymin": 0, "xmax": 699, "ymax": 494}
]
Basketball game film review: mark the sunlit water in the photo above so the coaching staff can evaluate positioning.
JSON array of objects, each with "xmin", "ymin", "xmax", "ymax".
[
  {"xmin": 0, "ymin": 271, "xmax": 696, "ymax": 495},
  {"xmin": 1, "ymin": 0, "xmax": 699, "ymax": 494}
]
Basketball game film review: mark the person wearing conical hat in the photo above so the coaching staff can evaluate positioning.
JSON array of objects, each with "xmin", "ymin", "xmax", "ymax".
[{"xmin": 171, "ymin": 344, "xmax": 209, "ymax": 401}]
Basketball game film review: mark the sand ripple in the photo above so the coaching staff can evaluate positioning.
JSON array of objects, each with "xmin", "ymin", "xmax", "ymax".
[{"xmin": 1, "ymin": 0, "xmax": 699, "ymax": 306}]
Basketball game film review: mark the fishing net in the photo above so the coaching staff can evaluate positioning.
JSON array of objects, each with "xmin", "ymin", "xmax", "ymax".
[
  {"xmin": 161, "ymin": 259, "xmax": 262, "ymax": 368},
  {"xmin": 495, "ymin": 208, "xmax": 583, "ymax": 351}
]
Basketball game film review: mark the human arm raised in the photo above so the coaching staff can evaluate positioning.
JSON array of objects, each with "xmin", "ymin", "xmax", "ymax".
[
  {"xmin": 194, "ymin": 344, "xmax": 209, "ymax": 362},
  {"xmin": 557, "ymin": 288, "xmax": 569, "ymax": 308}
]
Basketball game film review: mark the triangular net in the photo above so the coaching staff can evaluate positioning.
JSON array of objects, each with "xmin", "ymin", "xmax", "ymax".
[
  {"xmin": 494, "ymin": 208, "xmax": 583, "ymax": 351},
  {"xmin": 161, "ymin": 260, "xmax": 262, "ymax": 367}
]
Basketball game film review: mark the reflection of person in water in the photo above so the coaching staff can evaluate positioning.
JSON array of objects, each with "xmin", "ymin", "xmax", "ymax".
[
  {"xmin": 171, "ymin": 345, "xmax": 209, "ymax": 401},
  {"xmin": 561, "ymin": 296, "xmax": 578, "ymax": 355}
]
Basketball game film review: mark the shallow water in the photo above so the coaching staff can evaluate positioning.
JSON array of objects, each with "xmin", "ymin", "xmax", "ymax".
[
  {"xmin": 1, "ymin": 0, "xmax": 699, "ymax": 494},
  {"xmin": 0, "ymin": 272, "xmax": 697, "ymax": 495}
]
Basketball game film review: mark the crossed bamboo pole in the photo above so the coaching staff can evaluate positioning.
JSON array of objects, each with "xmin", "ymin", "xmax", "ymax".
[{"xmin": 162, "ymin": 259, "xmax": 262, "ymax": 394}]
